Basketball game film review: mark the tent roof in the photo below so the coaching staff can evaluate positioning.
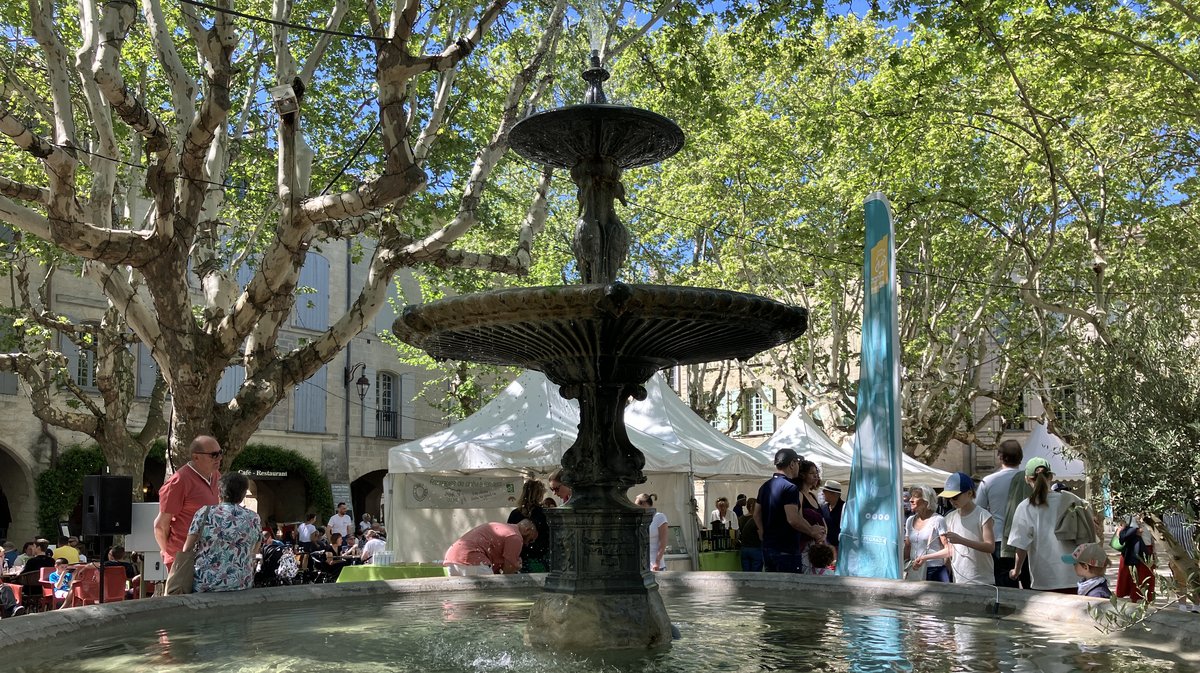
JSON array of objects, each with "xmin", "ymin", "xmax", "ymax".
[
  {"xmin": 388, "ymin": 371, "xmax": 771, "ymax": 478},
  {"xmin": 758, "ymin": 407, "xmax": 950, "ymax": 487}
]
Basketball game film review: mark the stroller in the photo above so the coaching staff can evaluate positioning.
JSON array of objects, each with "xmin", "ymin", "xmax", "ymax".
[{"xmin": 256, "ymin": 545, "xmax": 299, "ymax": 587}]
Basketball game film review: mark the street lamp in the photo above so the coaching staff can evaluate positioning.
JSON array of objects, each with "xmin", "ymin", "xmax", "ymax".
[{"xmin": 345, "ymin": 362, "xmax": 370, "ymax": 402}]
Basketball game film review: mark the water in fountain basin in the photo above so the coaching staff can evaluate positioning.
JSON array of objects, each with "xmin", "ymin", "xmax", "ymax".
[{"xmin": 2, "ymin": 588, "xmax": 1190, "ymax": 673}]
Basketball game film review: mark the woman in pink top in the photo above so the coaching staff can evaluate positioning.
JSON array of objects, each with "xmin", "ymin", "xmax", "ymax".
[{"xmin": 443, "ymin": 521, "xmax": 538, "ymax": 576}]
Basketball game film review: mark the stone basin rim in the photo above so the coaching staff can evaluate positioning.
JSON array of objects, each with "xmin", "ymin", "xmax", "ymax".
[{"xmin": 2, "ymin": 574, "xmax": 1197, "ymax": 665}]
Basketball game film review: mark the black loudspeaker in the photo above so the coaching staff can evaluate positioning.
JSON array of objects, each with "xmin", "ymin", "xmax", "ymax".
[{"xmin": 82, "ymin": 475, "xmax": 133, "ymax": 536}]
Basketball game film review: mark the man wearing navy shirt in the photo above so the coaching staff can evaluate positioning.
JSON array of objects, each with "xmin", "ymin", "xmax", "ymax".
[{"xmin": 754, "ymin": 448, "xmax": 818, "ymax": 573}]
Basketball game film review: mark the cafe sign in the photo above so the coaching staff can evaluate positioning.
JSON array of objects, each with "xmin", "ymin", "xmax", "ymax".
[{"xmin": 404, "ymin": 474, "xmax": 522, "ymax": 509}]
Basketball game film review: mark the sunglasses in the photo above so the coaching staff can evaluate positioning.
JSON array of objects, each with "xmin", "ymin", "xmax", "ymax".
[
  {"xmin": 195, "ymin": 450, "xmax": 224, "ymax": 458},
  {"xmin": 550, "ymin": 484, "xmax": 563, "ymax": 494}
]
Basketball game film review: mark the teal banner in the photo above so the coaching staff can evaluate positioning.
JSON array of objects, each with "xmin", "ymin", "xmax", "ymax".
[{"xmin": 838, "ymin": 193, "xmax": 904, "ymax": 579}]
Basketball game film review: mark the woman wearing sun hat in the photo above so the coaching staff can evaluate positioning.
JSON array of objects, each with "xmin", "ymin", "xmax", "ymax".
[{"xmin": 1006, "ymin": 457, "xmax": 1085, "ymax": 592}]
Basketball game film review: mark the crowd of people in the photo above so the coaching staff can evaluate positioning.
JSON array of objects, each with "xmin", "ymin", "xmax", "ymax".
[
  {"xmin": 6, "ymin": 433, "xmax": 1194, "ymax": 616},
  {"xmin": 153, "ymin": 435, "xmax": 390, "ymax": 595}
]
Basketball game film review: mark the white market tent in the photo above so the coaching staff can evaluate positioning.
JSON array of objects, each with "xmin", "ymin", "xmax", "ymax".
[
  {"xmin": 385, "ymin": 371, "xmax": 772, "ymax": 562},
  {"xmin": 751, "ymin": 406, "xmax": 951, "ymax": 491}
]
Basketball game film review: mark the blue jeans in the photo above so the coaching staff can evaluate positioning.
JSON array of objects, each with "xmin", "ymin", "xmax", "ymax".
[
  {"xmin": 764, "ymin": 549, "xmax": 804, "ymax": 574},
  {"xmin": 925, "ymin": 564, "xmax": 951, "ymax": 582},
  {"xmin": 741, "ymin": 547, "xmax": 764, "ymax": 572}
]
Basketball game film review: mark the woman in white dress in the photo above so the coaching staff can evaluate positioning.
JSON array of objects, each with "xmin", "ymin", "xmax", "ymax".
[
  {"xmin": 905, "ymin": 485, "xmax": 950, "ymax": 582},
  {"xmin": 636, "ymin": 493, "xmax": 669, "ymax": 571}
]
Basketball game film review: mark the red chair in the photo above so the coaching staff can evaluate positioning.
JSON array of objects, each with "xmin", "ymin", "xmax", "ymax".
[
  {"xmin": 98, "ymin": 565, "xmax": 127, "ymax": 603},
  {"xmin": 38, "ymin": 566, "xmax": 65, "ymax": 610},
  {"xmin": 61, "ymin": 565, "xmax": 100, "ymax": 608}
]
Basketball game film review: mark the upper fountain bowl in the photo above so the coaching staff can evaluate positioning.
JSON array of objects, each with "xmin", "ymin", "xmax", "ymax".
[{"xmin": 509, "ymin": 104, "xmax": 685, "ymax": 170}]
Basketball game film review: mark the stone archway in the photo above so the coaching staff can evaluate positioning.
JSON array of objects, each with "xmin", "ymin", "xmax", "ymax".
[
  {"xmin": 351, "ymin": 469, "xmax": 386, "ymax": 525},
  {"xmin": 0, "ymin": 444, "xmax": 36, "ymax": 542}
]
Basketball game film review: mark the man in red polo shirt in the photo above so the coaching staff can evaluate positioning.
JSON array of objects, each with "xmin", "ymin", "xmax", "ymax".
[{"xmin": 154, "ymin": 436, "xmax": 222, "ymax": 569}]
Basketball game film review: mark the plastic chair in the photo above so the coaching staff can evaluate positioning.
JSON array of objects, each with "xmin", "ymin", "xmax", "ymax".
[
  {"xmin": 38, "ymin": 566, "xmax": 62, "ymax": 609},
  {"xmin": 62, "ymin": 565, "xmax": 100, "ymax": 608},
  {"xmin": 98, "ymin": 565, "xmax": 127, "ymax": 603}
]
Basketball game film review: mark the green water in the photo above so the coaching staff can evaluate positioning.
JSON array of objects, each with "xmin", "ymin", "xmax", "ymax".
[{"xmin": 1, "ymin": 589, "xmax": 1191, "ymax": 672}]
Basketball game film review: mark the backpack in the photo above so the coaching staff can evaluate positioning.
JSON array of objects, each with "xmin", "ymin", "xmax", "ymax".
[
  {"xmin": 276, "ymin": 550, "xmax": 299, "ymax": 581},
  {"xmin": 1055, "ymin": 494, "xmax": 1098, "ymax": 546}
]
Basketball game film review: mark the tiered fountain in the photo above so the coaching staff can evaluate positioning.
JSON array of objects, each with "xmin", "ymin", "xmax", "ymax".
[{"xmin": 393, "ymin": 52, "xmax": 808, "ymax": 650}]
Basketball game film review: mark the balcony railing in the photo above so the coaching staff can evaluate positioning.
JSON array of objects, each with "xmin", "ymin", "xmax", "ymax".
[{"xmin": 376, "ymin": 409, "xmax": 398, "ymax": 439}]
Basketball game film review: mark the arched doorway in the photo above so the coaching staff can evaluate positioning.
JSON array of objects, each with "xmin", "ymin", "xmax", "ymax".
[
  {"xmin": 0, "ymin": 445, "xmax": 35, "ymax": 542},
  {"xmin": 352, "ymin": 469, "xmax": 386, "ymax": 525}
]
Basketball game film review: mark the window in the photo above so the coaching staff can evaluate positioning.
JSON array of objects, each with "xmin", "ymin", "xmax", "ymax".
[
  {"xmin": 62, "ymin": 322, "xmax": 98, "ymax": 391},
  {"xmin": 1001, "ymin": 395, "xmax": 1025, "ymax": 432},
  {"xmin": 375, "ymin": 372, "xmax": 398, "ymax": 439},
  {"xmin": 1051, "ymin": 382, "xmax": 1077, "ymax": 427},
  {"xmin": 742, "ymin": 388, "xmax": 776, "ymax": 435}
]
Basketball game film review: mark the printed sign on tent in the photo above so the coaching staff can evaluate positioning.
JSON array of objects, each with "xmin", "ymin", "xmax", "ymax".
[{"xmin": 404, "ymin": 474, "xmax": 523, "ymax": 509}]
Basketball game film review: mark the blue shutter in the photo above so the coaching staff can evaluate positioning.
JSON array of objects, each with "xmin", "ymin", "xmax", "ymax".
[
  {"xmin": 136, "ymin": 343, "xmax": 159, "ymax": 397},
  {"xmin": 400, "ymin": 372, "xmax": 415, "ymax": 439},
  {"xmin": 292, "ymin": 365, "xmax": 327, "ymax": 433},
  {"xmin": 216, "ymin": 365, "xmax": 246, "ymax": 404},
  {"xmin": 294, "ymin": 253, "xmax": 329, "ymax": 330},
  {"xmin": 0, "ymin": 370, "xmax": 16, "ymax": 395},
  {"xmin": 762, "ymin": 388, "xmax": 777, "ymax": 434},
  {"xmin": 61, "ymin": 330, "xmax": 80, "ymax": 386},
  {"xmin": 375, "ymin": 283, "xmax": 399, "ymax": 337}
]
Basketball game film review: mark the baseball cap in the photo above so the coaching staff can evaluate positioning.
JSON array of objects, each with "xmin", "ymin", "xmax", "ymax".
[
  {"xmin": 1062, "ymin": 542, "xmax": 1109, "ymax": 568},
  {"xmin": 1025, "ymin": 457, "xmax": 1052, "ymax": 478},
  {"xmin": 822, "ymin": 480, "xmax": 842, "ymax": 494},
  {"xmin": 774, "ymin": 448, "xmax": 801, "ymax": 469},
  {"xmin": 940, "ymin": 472, "xmax": 974, "ymax": 498}
]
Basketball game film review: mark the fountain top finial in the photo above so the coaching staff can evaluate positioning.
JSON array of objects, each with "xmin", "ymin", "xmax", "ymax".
[{"xmin": 582, "ymin": 50, "xmax": 609, "ymax": 104}]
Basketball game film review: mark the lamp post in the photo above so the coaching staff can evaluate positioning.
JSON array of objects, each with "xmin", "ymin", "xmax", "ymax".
[
  {"xmin": 345, "ymin": 362, "xmax": 370, "ymax": 402},
  {"xmin": 342, "ymin": 362, "xmax": 371, "ymax": 484}
]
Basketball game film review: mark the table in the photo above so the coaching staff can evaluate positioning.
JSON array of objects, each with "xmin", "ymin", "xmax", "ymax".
[
  {"xmin": 335, "ymin": 564, "xmax": 448, "ymax": 583},
  {"xmin": 697, "ymin": 550, "xmax": 741, "ymax": 571}
]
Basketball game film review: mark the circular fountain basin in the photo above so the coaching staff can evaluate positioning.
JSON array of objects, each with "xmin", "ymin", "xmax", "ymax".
[
  {"xmin": 1, "ymin": 574, "xmax": 1198, "ymax": 672},
  {"xmin": 393, "ymin": 282, "xmax": 808, "ymax": 385}
]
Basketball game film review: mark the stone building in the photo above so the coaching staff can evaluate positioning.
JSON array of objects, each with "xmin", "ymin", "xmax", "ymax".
[{"xmin": 0, "ymin": 240, "xmax": 447, "ymax": 544}]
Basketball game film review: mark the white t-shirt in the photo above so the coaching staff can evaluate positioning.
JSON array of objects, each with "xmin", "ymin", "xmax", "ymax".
[
  {"xmin": 361, "ymin": 538, "xmax": 386, "ymax": 563},
  {"xmin": 1007, "ymin": 492, "xmax": 1080, "ymax": 590},
  {"xmin": 905, "ymin": 514, "xmax": 948, "ymax": 572},
  {"xmin": 327, "ymin": 513, "xmax": 353, "ymax": 538},
  {"xmin": 710, "ymin": 509, "xmax": 739, "ymax": 530},
  {"xmin": 298, "ymin": 522, "xmax": 316, "ymax": 543},
  {"xmin": 648, "ymin": 511, "xmax": 669, "ymax": 571},
  {"xmin": 945, "ymin": 505, "xmax": 995, "ymax": 585}
]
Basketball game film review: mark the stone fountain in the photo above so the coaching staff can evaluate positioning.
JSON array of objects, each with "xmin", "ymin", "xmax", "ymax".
[{"xmin": 393, "ymin": 51, "xmax": 808, "ymax": 650}]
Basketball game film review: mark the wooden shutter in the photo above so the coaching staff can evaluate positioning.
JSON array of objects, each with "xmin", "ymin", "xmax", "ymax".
[
  {"xmin": 362, "ymin": 366, "xmax": 377, "ymax": 438},
  {"xmin": 400, "ymin": 372, "xmax": 415, "ymax": 439},
  {"xmin": 136, "ymin": 343, "xmax": 159, "ymax": 397},
  {"xmin": 292, "ymin": 365, "xmax": 327, "ymax": 433},
  {"xmin": 294, "ymin": 252, "xmax": 330, "ymax": 330}
]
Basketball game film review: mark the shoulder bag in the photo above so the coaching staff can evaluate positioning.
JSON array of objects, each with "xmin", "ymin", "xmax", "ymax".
[{"xmin": 166, "ymin": 505, "xmax": 210, "ymax": 595}]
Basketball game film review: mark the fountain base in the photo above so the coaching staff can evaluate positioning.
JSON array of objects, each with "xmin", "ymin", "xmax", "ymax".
[{"xmin": 525, "ymin": 588, "xmax": 673, "ymax": 650}]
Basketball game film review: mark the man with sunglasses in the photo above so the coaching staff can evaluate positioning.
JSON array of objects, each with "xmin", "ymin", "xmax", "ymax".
[{"xmin": 154, "ymin": 436, "xmax": 222, "ymax": 572}]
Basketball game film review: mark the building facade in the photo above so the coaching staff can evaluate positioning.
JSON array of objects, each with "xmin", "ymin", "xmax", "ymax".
[{"xmin": 0, "ymin": 240, "xmax": 448, "ymax": 544}]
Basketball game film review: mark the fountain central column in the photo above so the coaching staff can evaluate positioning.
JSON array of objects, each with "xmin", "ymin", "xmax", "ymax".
[{"xmin": 527, "ymin": 378, "xmax": 672, "ymax": 649}]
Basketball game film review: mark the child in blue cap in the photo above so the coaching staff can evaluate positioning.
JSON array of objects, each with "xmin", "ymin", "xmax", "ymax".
[{"xmin": 939, "ymin": 471, "xmax": 996, "ymax": 585}]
